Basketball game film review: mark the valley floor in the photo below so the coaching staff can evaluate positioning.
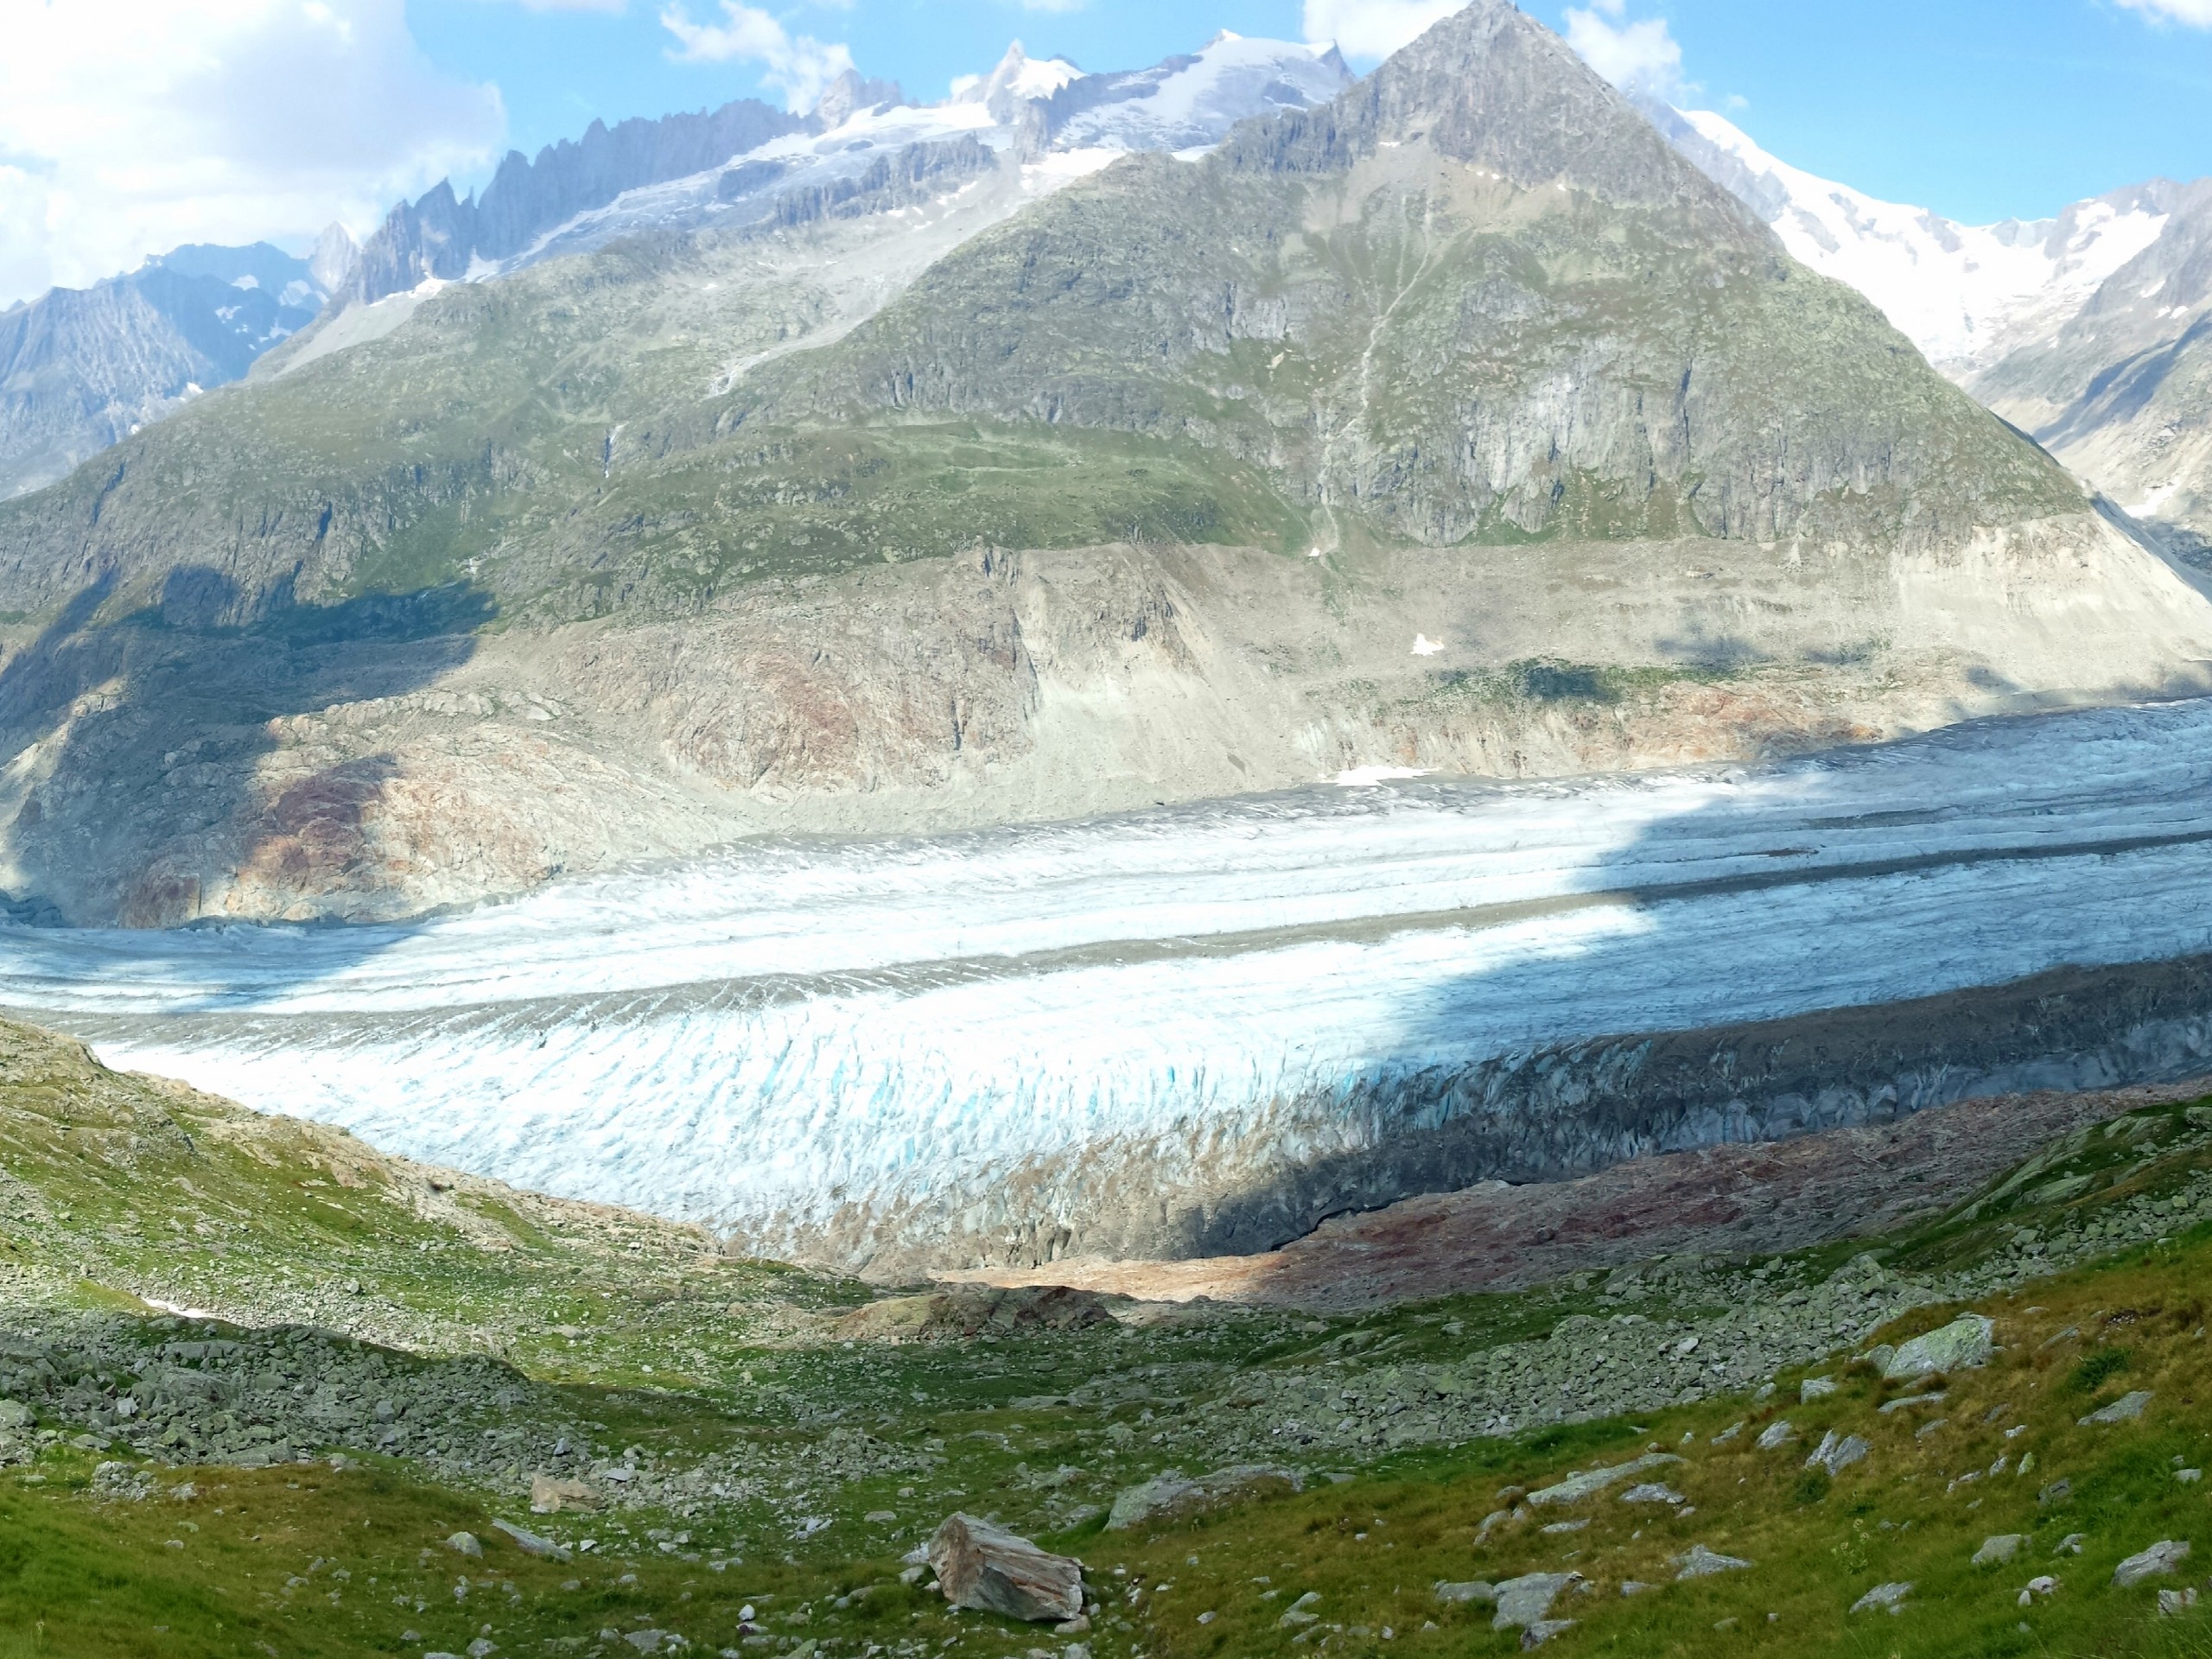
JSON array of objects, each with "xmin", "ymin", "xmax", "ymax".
[{"xmin": 7, "ymin": 1020, "xmax": 2212, "ymax": 1656}]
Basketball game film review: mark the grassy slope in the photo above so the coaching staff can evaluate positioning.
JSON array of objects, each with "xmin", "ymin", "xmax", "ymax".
[{"xmin": 7, "ymin": 1020, "xmax": 2212, "ymax": 1656}]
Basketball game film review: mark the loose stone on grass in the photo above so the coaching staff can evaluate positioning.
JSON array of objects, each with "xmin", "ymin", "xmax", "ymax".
[{"xmin": 2113, "ymin": 1541, "xmax": 2191, "ymax": 1588}]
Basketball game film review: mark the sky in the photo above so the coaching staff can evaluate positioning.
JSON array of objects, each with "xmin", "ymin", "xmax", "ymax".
[{"xmin": 3, "ymin": 0, "xmax": 2212, "ymax": 310}]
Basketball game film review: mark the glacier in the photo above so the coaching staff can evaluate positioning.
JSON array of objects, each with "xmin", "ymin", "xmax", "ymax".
[
  {"xmin": 1646, "ymin": 102, "xmax": 2171, "ymax": 379},
  {"xmin": 7, "ymin": 700, "xmax": 2212, "ymax": 1272}
]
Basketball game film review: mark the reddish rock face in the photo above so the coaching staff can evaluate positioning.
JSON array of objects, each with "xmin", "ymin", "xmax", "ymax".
[{"xmin": 940, "ymin": 1078, "xmax": 2204, "ymax": 1311}]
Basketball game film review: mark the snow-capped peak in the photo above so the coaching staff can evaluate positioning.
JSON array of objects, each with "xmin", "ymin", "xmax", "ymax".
[
  {"xmin": 1046, "ymin": 31, "xmax": 1351, "ymax": 156},
  {"xmin": 957, "ymin": 41, "xmax": 1083, "ymax": 117},
  {"xmin": 1650, "ymin": 102, "xmax": 2171, "ymax": 379}
]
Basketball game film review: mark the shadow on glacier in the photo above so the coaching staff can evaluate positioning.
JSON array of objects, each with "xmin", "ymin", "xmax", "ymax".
[
  {"xmin": 0, "ymin": 567, "xmax": 493, "ymax": 975},
  {"xmin": 1182, "ymin": 707, "xmax": 2212, "ymax": 1267}
]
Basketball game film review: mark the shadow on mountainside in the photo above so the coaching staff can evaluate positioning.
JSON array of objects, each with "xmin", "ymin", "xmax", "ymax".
[{"xmin": 0, "ymin": 569, "xmax": 493, "ymax": 930}]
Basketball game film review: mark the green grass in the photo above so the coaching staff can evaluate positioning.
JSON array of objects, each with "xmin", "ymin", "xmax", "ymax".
[{"xmin": 13, "ymin": 1019, "xmax": 2212, "ymax": 1655}]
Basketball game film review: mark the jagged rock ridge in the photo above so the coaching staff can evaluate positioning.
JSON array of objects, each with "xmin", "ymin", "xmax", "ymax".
[{"xmin": 0, "ymin": 241, "xmax": 340, "ymax": 500}]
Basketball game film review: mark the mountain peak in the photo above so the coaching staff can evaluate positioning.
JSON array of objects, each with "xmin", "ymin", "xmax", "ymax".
[
  {"xmin": 811, "ymin": 68, "xmax": 906, "ymax": 131},
  {"xmin": 1224, "ymin": 0, "xmax": 1758, "ymax": 242},
  {"xmin": 961, "ymin": 41, "xmax": 1083, "ymax": 122}
]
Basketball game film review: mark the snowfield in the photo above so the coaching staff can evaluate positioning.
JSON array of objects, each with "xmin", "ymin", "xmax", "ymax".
[{"xmin": 7, "ymin": 701, "xmax": 2212, "ymax": 1266}]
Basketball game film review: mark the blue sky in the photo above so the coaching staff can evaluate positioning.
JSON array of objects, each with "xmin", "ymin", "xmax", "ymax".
[
  {"xmin": 408, "ymin": 0, "xmax": 2212, "ymax": 225},
  {"xmin": 5, "ymin": 1, "xmax": 2211, "ymax": 309}
]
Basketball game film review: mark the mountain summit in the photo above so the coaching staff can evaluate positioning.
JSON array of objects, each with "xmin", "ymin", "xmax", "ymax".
[{"xmin": 0, "ymin": 7, "xmax": 2205, "ymax": 928}]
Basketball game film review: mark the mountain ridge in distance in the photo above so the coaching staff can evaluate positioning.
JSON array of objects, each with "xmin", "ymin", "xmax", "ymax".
[
  {"xmin": 0, "ymin": 1, "xmax": 2208, "ymax": 931},
  {"xmin": 1649, "ymin": 99, "xmax": 2212, "ymax": 553}
]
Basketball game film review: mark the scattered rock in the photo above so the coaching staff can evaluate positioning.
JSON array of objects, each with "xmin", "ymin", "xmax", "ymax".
[
  {"xmin": 1620, "ymin": 1484, "xmax": 1685, "ymax": 1505},
  {"xmin": 1492, "ymin": 1573, "xmax": 1580, "ymax": 1632},
  {"xmin": 1800, "ymin": 1377, "xmax": 1838, "ymax": 1402},
  {"xmin": 1974, "ymin": 1535, "xmax": 2024, "ymax": 1567},
  {"xmin": 2018, "ymin": 1575, "xmax": 2060, "ymax": 1606},
  {"xmin": 927, "ymin": 1514, "xmax": 1084, "ymax": 1624},
  {"xmin": 1674, "ymin": 1546, "xmax": 1752, "ymax": 1580},
  {"xmin": 2054, "ymin": 1534, "xmax": 2088, "ymax": 1556},
  {"xmin": 1851, "ymin": 1582, "xmax": 1913, "ymax": 1615},
  {"xmin": 838, "ymin": 1287, "xmax": 1113, "ymax": 1344},
  {"xmin": 1521, "ymin": 1619, "xmax": 1574, "ymax": 1648},
  {"xmin": 1527, "ymin": 1453, "xmax": 1682, "ymax": 1506},
  {"xmin": 2081, "ymin": 1391, "xmax": 2154, "ymax": 1426},
  {"xmin": 1105, "ymin": 1465, "xmax": 1301, "ymax": 1530},
  {"xmin": 492, "ymin": 1519, "xmax": 571, "ymax": 1561},
  {"xmin": 1878, "ymin": 1391, "xmax": 1945, "ymax": 1414},
  {"xmin": 446, "ymin": 1532, "xmax": 484, "ymax": 1559},
  {"xmin": 1805, "ymin": 1431, "xmax": 1870, "ymax": 1476},
  {"xmin": 1434, "ymin": 1582, "xmax": 1496, "ymax": 1605},
  {"xmin": 1884, "ymin": 1316, "xmax": 1993, "ymax": 1379},
  {"xmin": 2113, "ymin": 1541, "xmax": 2191, "ymax": 1588},
  {"xmin": 2161, "ymin": 1588, "xmax": 2202, "ymax": 1617},
  {"xmin": 2039, "ymin": 1480, "xmax": 2074, "ymax": 1506},
  {"xmin": 1755, "ymin": 1421, "xmax": 1796, "ymax": 1452}
]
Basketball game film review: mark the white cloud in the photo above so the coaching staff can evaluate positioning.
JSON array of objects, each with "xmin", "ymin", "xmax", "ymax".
[
  {"xmin": 488, "ymin": 0, "xmax": 627, "ymax": 10},
  {"xmin": 0, "ymin": 0, "xmax": 503, "ymax": 309},
  {"xmin": 2113, "ymin": 0, "xmax": 2212, "ymax": 22},
  {"xmin": 1300, "ymin": 0, "xmax": 1467, "ymax": 60},
  {"xmin": 659, "ymin": 2, "xmax": 855, "ymax": 111},
  {"xmin": 1563, "ymin": 4, "xmax": 1688, "ymax": 100}
]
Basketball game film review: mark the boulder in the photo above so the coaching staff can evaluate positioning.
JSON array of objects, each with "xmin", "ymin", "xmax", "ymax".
[
  {"xmin": 927, "ymin": 1514, "xmax": 1084, "ymax": 1624},
  {"xmin": 1800, "ymin": 1377, "xmax": 1838, "ymax": 1402},
  {"xmin": 1674, "ymin": 1546, "xmax": 1751, "ymax": 1580},
  {"xmin": 1105, "ymin": 1465, "xmax": 1302, "ymax": 1530},
  {"xmin": 1851, "ymin": 1582, "xmax": 1912, "ymax": 1615},
  {"xmin": 1973, "ymin": 1535, "xmax": 2024, "ymax": 1567},
  {"xmin": 2081, "ymin": 1391, "xmax": 2154, "ymax": 1426},
  {"xmin": 1806, "ymin": 1431, "xmax": 1870, "ymax": 1476},
  {"xmin": 530, "ymin": 1474, "xmax": 601, "ymax": 1514},
  {"xmin": 1755, "ymin": 1421, "xmax": 1796, "ymax": 1451},
  {"xmin": 1883, "ymin": 1316, "xmax": 1993, "ymax": 1379},
  {"xmin": 1620, "ymin": 1484, "xmax": 1685, "ymax": 1505},
  {"xmin": 1492, "ymin": 1573, "xmax": 1579, "ymax": 1631},
  {"xmin": 491, "ymin": 1519, "xmax": 571, "ymax": 1561},
  {"xmin": 2113, "ymin": 1541, "xmax": 2191, "ymax": 1588},
  {"xmin": 445, "ymin": 1531, "xmax": 484, "ymax": 1558}
]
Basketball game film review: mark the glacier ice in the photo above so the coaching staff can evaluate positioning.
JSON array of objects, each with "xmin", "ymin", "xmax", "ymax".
[{"xmin": 7, "ymin": 700, "xmax": 2212, "ymax": 1265}]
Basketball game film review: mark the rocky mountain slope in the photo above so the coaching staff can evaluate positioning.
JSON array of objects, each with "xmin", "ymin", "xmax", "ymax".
[
  {"xmin": 0, "ymin": 239, "xmax": 346, "ymax": 500},
  {"xmin": 6, "ymin": 1010, "xmax": 2212, "ymax": 1656},
  {"xmin": 1652, "ymin": 104, "xmax": 2212, "ymax": 556},
  {"xmin": 1972, "ymin": 179, "xmax": 2212, "ymax": 558},
  {"xmin": 0, "ymin": 3, "xmax": 2205, "ymax": 927}
]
